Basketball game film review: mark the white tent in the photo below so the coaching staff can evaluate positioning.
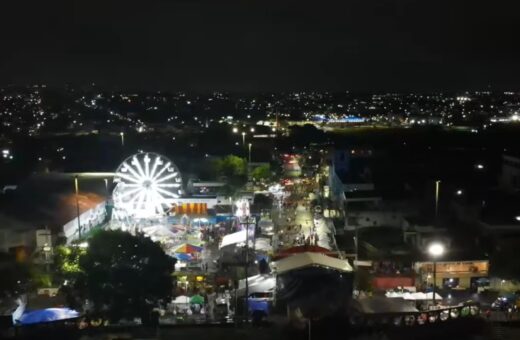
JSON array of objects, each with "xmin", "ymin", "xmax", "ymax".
[
  {"xmin": 219, "ymin": 230, "xmax": 246, "ymax": 249},
  {"xmin": 255, "ymin": 237, "xmax": 272, "ymax": 252},
  {"xmin": 173, "ymin": 295, "xmax": 190, "ymax": 304},
  {"xmin": 142, "ymin": 225, "xmax": 176, "ymax": 238},
  {"xmin": 385, "ymin": 291, "xmax": 442, "ymax": 301},
  {"xmin": 403, "ymin": 292, "xmax": 443, "ymax": 301},
  {"xmin": 423, "ymin": 292, "xmax": 443, "ymax": 300},
  {"xmin": 274, "ymin": 252, "xmax": 353, "ymax": 274},
  {"xmin": 237, "ymin": 274, "xmax": 276, "ymax": 296}
]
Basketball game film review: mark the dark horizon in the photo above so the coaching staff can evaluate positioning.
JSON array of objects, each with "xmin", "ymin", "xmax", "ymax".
[{"xmin": 1, "ymin": 0, "xmax": 520, "ymax": 92}]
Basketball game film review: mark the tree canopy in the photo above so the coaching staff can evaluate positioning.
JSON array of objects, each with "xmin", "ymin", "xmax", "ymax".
[
  {"xmin": 212, "ymin": 155, "xmax": 247, "ymax": 178},
  {"xmin": 74, "ymin": 230, "xmax": 176, "ymax": 322},
  {"xmin": 210, "ymin": 155, "xmax": 248, "ymax": 195},
  {"xmin": 251, "ymin": 164, "xmax": 271, "ymax": 182}
]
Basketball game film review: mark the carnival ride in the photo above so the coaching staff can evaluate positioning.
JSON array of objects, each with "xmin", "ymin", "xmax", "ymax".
[{"xmin": 111, "ymin": 152, "xmax": 182, "ymax": 228}]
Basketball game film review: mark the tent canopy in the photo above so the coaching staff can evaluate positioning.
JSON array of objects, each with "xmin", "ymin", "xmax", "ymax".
[
  {"xmin": 273, "ymin": 245, "xmax": 336, "ymax": 260},
  {"xmin": 274, "ymin": 252, "xmax": 353, "ymax": 274},
  {"xmin": 237, "ymin": 274, "xmax": 276, "ymax": 296},
  {"xmin": 173, "ymin": 295, "xmax": 190, "ymax": 304},
  {"xmin": 17, "ymin": 308, "xmax": 79, "ymax": 325},
  {"xmin": 174, "ymin": 253, "xmax": 193, "ymax": 261},
  {"xmin": 386, "ymin": 291, "xmax": 443, "ymax": 301},
  {"xmin": 174, "ymin": 243, "xmax": 203, "ymax": 254},
  {"xmin": 219, "ymin": 230, "xmax": 247, "ymax": 249}
]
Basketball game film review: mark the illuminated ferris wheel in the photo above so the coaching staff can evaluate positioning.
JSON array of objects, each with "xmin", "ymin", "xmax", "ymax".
[{"xmin": 112, "ymin": 152, "xmax": 182, "ymax": 220}]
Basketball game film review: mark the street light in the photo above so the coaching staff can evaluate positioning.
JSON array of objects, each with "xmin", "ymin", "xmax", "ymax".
[
  {"xmin": 232, "ymin": 127, "xmax": 238, "ymax": 133},
  {"xmin": 248, "ymin": 143, "xmax": 252, "ymax": 163},
  {"xmin": 74, "ymin": 176, "xmax": 81, "ymax": 239},
  {"xmin": 104, "ymin": 178, "xmax": 109, "ymax": 195},
  {"xmin": 428, "ymin": 242, "xmax": 445, "ymax": 307},
  {"xmin": 241, "ymin": 132, "xmax": 246, "ymax": 146},
  {"xmin": 435, "ymin": 180, "xmax": 441, "ymax": 219},
  {"xmin": 120, "ymin": 132, "xmax": 125, "ymax": 146}
]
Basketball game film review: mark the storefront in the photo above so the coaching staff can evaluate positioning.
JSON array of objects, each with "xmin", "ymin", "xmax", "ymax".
[
  {"xmin": 173, "ymin": 272, "xmax": 209, "ymax": 295},
  {"xmin": 414, "ymin": 260, "xmax": 489, "ymax": 290}
]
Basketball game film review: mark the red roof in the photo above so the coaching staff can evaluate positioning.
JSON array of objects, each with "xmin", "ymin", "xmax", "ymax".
[{"xmin": 273, "ymin": 245, "xmax": 338, "ymax": 260}]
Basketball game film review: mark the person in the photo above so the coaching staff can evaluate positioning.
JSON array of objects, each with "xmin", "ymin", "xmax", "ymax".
[{"xmin": 207, "ymin": 289, "xmax": 216, "ymax": 321}]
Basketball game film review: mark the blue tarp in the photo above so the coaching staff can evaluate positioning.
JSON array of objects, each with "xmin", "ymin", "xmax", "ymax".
[
  {"xmin": 248, "ymin": 299, "xmax": 269, "ymax": 315},
  {"xmin": 18, "ymin": 308, "xmax": 79, "ymax": 325},
  {"xmin": 174, "ymin": 253, "xmax": 193, "ymax": 261}
]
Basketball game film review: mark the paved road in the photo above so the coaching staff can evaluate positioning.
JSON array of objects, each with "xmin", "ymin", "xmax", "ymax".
[{"xmin": 272, "ymin": 154, "xmax": 320, "ymax": 251}]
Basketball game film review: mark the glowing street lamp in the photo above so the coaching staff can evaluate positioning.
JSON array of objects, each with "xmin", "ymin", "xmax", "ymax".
[
  {"xmin": 250, "ymin": 127, "xmax": 255, "ymax": 133},
  {"xmin": 435, "ymin": 180, "xmax": 441, "ymax": 219},
  {"xmin": 232, "ymin": 127, "xmax": 238, "ymax": 133},
  {"xmin": 248, "ymin": 143, "xmax": 252, "ymax": 163},
  {"xmin": 241, "ymin": 132, "xmax": 246, "ymax": 146},
  {"xmin": 428, "ymin": 243, "xmax": 445, "ymax": 257},
  {"xmin": 120, "ymin": 132, "xmax": 125, "ymax": 146},
  {"xmin": 428, "ymin": 242, "xmax": 445, "ymax": 306},
  {"xmin": 74, "ymin": 176, "xmax": 81, "ymax": 238}
]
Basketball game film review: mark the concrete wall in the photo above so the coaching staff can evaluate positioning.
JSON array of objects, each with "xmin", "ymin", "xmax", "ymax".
[{"xmin": 345, "ymin": 210, "xmax": 404, "ymax": 230}]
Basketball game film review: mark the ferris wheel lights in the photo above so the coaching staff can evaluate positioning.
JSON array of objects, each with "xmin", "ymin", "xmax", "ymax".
[{"xmin": 112, "ymin": 153, "xmax": 182, "ymax": 220}]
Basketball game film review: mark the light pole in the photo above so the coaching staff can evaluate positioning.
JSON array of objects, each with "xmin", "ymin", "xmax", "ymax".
[
  {"xmin": 248, "ymin": 143, "xmax": 252, "ymax": 163},
  {"xmin": 241, "ymin": 132, "xmax": 246, "ymax": 146},
  {"xmin": 74, "ymin": 175, "xmax": 81, "ymax": 239},
  {"xmin": 428, "ymin": 242, "xmax": 445, "ymax": 307},
  {"xmin": 120, "ymin": 132, "xmax": 125, "ymax": 146},
  {"xmin": 435, "ymin": 180, "xmax": 441, "ymax": 219}
]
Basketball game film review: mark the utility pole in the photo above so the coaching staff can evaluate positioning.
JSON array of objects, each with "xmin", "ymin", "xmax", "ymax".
[
  {"xmin": 435, "ymin": 180, "xmax": 441, "ymax": 219},
  {"xmin": 244, "ymin": 216, "xmax": 249, "ymax": 323},
  {"xmin": 74, "ymin": 175, "xmax": 81, "ymax": 239}
]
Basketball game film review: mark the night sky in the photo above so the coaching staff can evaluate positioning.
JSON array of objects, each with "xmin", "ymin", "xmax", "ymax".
[{"xmin": 1, "ymin": 0, "xmax": 520, "ymax": 92}]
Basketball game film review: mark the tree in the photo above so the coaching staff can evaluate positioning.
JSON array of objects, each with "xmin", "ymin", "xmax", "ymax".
[
  {"xmin": 288, "ymin": 124, "xmax": 326, "ymax": 145},
  {"xmin": 212, "ymin": 155, "xmax": 247, "ymax": 178},
  {"xmin": 251, "ymin": 164, "xmax": 271, "ymax": 182},
  {"xmin": 211, "ymin": 155, "xmax": 248, "ymax": 195},
  {"xmin": 76, "ymin": 230, "xmax": 176, "ymax": 323}
]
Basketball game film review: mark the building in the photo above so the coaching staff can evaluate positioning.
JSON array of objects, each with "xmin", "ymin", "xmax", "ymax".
[
  {"xmin": 328, "ymin": 148, "xmax": 376, "ymax": 210},
  {"xmin": 500, "ymin": 153, "xmax": 520, "ymax": 193},
  {"xmin": 414, "ymin": 260, "xmax": 489, "ymax": 290}
]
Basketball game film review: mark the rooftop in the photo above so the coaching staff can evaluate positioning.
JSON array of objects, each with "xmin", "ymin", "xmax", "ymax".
[{"xmin": 0, "ymin": 173, "xmax": 108, "ymax": 231}]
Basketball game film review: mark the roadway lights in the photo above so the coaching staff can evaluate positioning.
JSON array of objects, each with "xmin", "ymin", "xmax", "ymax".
[
  {"xmin": 456, "ymin": 190, "xmax": 463, "ymax": 196},
  {"xmin": 428, "ymin": 242, "xmax": 445, "ymax": 257},
  {"xmin": 427, "ymin": 242, "xmax": 445, "ymax": 306},
  {"xmin": 232, "ymin": 127, "xmax": 238, "ymax": 133}
]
